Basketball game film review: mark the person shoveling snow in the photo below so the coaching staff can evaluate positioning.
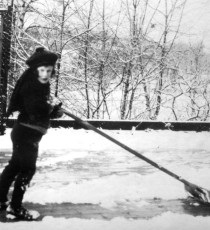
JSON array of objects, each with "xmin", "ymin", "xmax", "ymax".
[{"xmin": 0, "ymin": 47, "xmax": 63, "ymax": 220}]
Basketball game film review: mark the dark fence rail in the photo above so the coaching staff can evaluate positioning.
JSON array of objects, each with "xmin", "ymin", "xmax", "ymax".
[{"xmin": 6, "ymin": 119, "xmax": 210, "ymax": 132}]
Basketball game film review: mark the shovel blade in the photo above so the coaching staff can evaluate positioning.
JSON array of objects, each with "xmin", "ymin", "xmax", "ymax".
[{"xmin": 185, "ymin": 182, "xmax": 210, "ymax": 205}]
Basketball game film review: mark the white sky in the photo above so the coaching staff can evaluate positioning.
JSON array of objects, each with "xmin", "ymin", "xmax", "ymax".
[
  {"xmin": 180, "ymin": 0, "xmax": 210, "ymax": 51},
  {"xmin": 21, "ymin": 0, "xmax": 210, "ymax": 52},
  {"xmin": 81, "ymin": 0, "xmax": 210, "ymax": 51}
]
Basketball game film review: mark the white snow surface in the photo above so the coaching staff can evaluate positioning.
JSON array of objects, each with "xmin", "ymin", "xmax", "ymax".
[
  {"xmin": 1, "ymin": 213, "xmax": 210, "ymax": 230},
  {"xmin": 1, "ymin": 128, "xmax": 210, "ymax": 229}
]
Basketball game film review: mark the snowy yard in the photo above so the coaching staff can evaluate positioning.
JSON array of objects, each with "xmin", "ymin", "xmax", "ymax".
[{"xmin": 1, "ymin": 128, "xmax": 210, "ymax": 229}]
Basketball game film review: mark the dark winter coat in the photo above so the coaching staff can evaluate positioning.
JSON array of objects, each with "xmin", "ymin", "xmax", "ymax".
[{"xmin": 7, "ymin": 69, "xmax": 60, "ymax": 134}]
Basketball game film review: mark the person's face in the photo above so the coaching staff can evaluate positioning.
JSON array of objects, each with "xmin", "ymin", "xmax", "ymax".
[{"xmin": 37, "ymin": 66, "xmax": 54, "ymax": 84}]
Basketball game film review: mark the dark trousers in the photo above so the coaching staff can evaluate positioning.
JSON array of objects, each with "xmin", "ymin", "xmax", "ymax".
[{"xmin": 0, "ymin": 123, "xmax": 43, "ymax": 209}]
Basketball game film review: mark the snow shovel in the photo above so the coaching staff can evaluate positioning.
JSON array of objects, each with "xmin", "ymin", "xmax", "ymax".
[{"xmin": 62, "ymin": 109, "xmax": 210, "ymax": 205}]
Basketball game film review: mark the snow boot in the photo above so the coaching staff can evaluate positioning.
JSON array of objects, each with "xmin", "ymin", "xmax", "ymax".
[
  {"xmin": 6, "ymin": 205, "xmax": 40, "ymax": 220},
  {"xmin": 0, "ymin": 201, "xmax": 9, "ymax": 211}
]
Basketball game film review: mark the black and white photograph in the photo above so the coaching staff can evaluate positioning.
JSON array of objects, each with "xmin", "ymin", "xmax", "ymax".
[{"xmin": 0, "ymin": 0, "xmax": 210, "ymax": 229}]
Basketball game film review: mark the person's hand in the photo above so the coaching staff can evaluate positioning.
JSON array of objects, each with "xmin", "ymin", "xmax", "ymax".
[
  {"xmin": 51, "ymin": 97, "xmax": 62, "ymax": 107},
  {"xmin": 50, "ymin": 102, "xmax": 63, "ymax": 119}
]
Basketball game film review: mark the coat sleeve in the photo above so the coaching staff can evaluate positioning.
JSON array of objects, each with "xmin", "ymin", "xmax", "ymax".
[{"xmin": 20, "ymin": 81, "xmax": 53, "ymax": 117}]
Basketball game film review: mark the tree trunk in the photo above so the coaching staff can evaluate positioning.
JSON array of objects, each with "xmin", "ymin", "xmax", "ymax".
[
  {"xmin": 55, "ymin": 0, "xmax": 67, "ymax": 97},
  {"xmin": 84, "ymin": 0, "xmax": 94, "ymax": 118},
  {"xmin": 121, "ymin": 62, "xmax": 131, "ymax": 119},
  {"xmin": 153, "ymin": 1, "xmax": 168, "ymax": 119}
]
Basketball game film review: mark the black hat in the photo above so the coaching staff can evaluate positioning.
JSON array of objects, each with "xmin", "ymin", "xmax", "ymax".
[{"xmin": 26, "ymin": 47, "xmax": 58, "ymax": 68}]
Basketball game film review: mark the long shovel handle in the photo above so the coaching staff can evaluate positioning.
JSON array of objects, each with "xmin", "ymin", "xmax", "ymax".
[{"xmin": 62, "ymin": 109, "xmax": 190, "ymax": 186}]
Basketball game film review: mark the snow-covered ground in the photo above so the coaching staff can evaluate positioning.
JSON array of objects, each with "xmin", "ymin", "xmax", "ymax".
[{"xmin": 1, "ymin": 128, "xmax": 210, "ymax": 229}]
